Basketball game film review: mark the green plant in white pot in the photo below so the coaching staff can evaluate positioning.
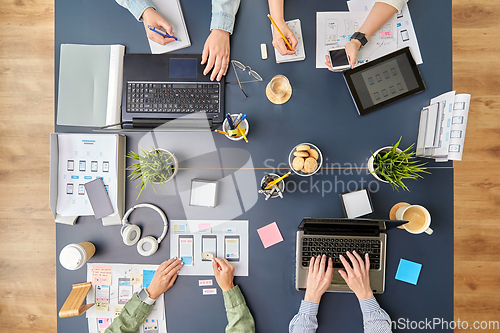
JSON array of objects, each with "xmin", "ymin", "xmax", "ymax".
[
  {"xmin": 367, "ymin": 137, "xmax": 429, "ymax": 191},
  {"xmin": 126, "ymin": 147, "xmax": 178, "ymax": 198}
]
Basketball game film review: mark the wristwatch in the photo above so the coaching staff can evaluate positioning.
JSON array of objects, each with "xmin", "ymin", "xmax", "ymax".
[
  {"xmin": 350, "ymin": 31, "xmax": 368, "ymax": 49},
  {"xmin": 137, "ymin": 288, "xmax": 156, "ymax": 305}
]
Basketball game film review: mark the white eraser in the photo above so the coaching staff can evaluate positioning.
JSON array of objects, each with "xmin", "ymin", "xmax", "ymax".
[{"xmin": 261, "ymin": 43, "xmax": 268, "ymax": 60}]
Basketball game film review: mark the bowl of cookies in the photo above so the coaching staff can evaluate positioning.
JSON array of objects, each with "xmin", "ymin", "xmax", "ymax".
[{"xmin": 289, "ymin": 143, "xmax": 322, "ymax": 176}]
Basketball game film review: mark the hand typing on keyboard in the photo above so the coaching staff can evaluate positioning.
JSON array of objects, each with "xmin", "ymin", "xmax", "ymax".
[
  {"xmin": 303, "ymin": 255, "xmax": 334, "ymax": 304},
  {"xmin": 339, "ymin": 251, "xmax": 374, "ymax": 301},
  {"xmin": 201, "ymin": 29, "xmax": 230, "ymax": 81}
]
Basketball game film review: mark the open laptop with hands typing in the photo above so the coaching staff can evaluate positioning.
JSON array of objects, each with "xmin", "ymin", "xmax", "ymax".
[{"xmin": 295, "ymin": 217, "xmax": 405, "ymax": 294}]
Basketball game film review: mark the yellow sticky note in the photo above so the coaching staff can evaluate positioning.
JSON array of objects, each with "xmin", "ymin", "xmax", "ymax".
[
  {"xmin": 96, "ymin": 300, "xmax": 109, "ymax": 312},
  {"xmin": 130, "ymin": 274, "xmax": 143, "ymax": 285},
  {"xmin": 114, "ymin": 306, "xmax": 124, "ymax": 317}
]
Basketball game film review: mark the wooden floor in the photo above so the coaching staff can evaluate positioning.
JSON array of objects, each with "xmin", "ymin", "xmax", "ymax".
[{"xmin": 0, "ymin": 0, "xmax": 498, "ymax": 332}]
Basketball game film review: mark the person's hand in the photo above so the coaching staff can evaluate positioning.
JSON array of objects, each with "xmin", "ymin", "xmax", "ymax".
[
  {"xmin": 146, "ymin": 258, "xmax": 183, "ymax": 299},
  {"xmin": 338, "ymin": 251, "xmax": 374, "ymax": 301},
  {"xmin": 324, "ymin": 40, "xmax": 361, "ymax": 71},
  {"xmin": 201, "ymin": 29, "xmax": 230, "ymax": 81},
  {"xmin": 142, "ymin": 7, "xmax": 176, "ymax": 46},
  {"xmin": 212, "ymin": 257, "xmax": 235, "ymax": 292},
  {"xmin": 272, "ymin": 23, "xmax": 298, "ymax": 56},
  {"xmin": 304, "ymin": 255, "xmax": 334, "ymax": 303}
]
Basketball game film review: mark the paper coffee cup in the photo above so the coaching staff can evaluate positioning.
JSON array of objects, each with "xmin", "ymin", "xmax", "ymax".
[
  {"xmin": 59, "ymin": 242, "xmax": 95, "ymax": 270},
  {"xmin": 396, "ymin": 205, "xmax": 433, "ymax": 235}
]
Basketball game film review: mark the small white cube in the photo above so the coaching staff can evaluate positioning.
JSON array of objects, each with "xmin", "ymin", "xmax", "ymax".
[
  {"xmin": 340, "ymin": 189, "xmax": 373, "ymax": 218},
  {"xmin": 190, "ymin": 179, "xmax": 218, "ymax": 208}
]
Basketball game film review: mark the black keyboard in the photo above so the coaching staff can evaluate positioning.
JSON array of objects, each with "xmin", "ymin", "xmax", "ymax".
[
  {"xmin": 126, "ymin": 82, "xmax": 221, "ymax": 114},
  {"xmin": 301, "ymin": 237, "xmax": 381, "ymax": 270}
]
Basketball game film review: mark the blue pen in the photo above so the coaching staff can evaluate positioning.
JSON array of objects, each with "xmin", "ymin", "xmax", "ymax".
[
  {"xmin": 147, "ymin": 25, "xmax": 179, "ymax": 41},
  {"xmin": 226, "ymin": 114, "xmax": 235, "ymax": 130},
  {"xmin": 234, "ymin": 114, "xmax": 247, "ymax": 127},
  {"xmin": 233, "ymin": 113, "xmax": 243, "ymax": 126}
]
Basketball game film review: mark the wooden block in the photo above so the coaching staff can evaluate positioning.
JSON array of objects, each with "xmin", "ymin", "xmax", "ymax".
[{"xmin": 58, "ymin": 282, "xmax": 94, "ymax": 318}]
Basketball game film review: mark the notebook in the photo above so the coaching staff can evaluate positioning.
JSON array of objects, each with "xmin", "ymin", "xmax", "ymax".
[
  {"xmin": 57, "ymin": 44, "xmax": 124, "ymax": 128},
  {"xmin": 295, "ymin": 217, "xmax": 405, "ymax": 294},
  {"xmin": 271, "ymin": 19, "xmax": 306, "ymax": 63},
  {"xmin": 148, "ymin": 0, "xmax": 191, "ymax": 54}
]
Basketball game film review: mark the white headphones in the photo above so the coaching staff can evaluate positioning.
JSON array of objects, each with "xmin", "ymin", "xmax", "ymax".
[{"xmin": 121, "ymin": 203, "xmax": 169, "ymax": 256}]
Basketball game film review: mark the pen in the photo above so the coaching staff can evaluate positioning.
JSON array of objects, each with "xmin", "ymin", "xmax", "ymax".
[
  {"xmin": 147, "ymin": 25, "xmax": 179, "ymax": 41},
  {"xmin": 267, "ymin": 14, "xmax": 294, "ymax": 51},
  {"xmin": 265, "ymin": 171, "xmax": 291, "ymax": 190},
  {"xmin": 237, "ymin": 126, "xmax": 248, "ymax": 143},
  {"xmin": 214, "ymin": 129, "xmax": 229, "ymax": 136},
  {"xmin": 234, "ymin": 114, "xmax": 247, "ymax": 128},
  {"xmin": 226, "ymin": 114, "xmax": 235, "ymax": 129},
  {"xmin": 233, "ymin": 113, "xmax": 243, "ymax": 126}
]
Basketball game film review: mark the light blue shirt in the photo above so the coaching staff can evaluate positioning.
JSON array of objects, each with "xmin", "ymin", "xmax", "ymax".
[
  {"xmin": 115, "ymin": 0, "xmax": 240, "ymax": 34},
  {"xmin": 289, "ymin": 297, "xmax": 392, "ymax": 333}
]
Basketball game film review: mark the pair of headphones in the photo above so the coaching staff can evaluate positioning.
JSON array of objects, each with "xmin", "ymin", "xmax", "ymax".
[{"xmin": 121, "ymin": 203, "xmax": 169, "ymax": 256}]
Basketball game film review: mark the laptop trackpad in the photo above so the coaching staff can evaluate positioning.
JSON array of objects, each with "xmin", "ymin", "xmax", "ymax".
[
  {"xmin": 331, "ymin": 270, "xmax": 348, "ymax": 286},
  {"xmin": 169, "ymin": 58, "xmax": 197, "ymax": 79}
]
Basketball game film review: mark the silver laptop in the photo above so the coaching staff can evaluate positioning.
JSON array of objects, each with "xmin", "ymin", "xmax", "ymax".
[{"xmin": 295, "ymin": 217, "xmax": 405, "ymax": 294}]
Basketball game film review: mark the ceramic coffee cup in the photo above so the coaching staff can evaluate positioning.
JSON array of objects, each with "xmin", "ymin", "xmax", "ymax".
[{"xmin": 395, "ymin": 205, "xmax": 433, "ymax": 235}]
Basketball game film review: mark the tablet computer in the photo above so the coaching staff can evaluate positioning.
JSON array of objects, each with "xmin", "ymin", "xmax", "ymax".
[{"xmin": 343, "ymin": 47, "xmax": 425, "ymax": 116}]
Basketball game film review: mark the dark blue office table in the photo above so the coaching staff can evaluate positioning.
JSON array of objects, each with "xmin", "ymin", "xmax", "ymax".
[{"xmin": 55, "ymin": 1, "xmax": 453, "ymax": 332}]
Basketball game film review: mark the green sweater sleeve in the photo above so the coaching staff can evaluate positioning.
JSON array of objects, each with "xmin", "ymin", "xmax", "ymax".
[
  {"xmin": 104, "ymin": 293, "xmax": 154, "ymax": 333},
  {"xmin": 223, "ymin": 285, "xmax": 255, "ymax": 333}
]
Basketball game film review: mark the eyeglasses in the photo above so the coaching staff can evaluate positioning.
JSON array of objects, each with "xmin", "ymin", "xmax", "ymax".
[{"xmin": 229, "ymin": 60, "xmax": 263, "ymax": 98}]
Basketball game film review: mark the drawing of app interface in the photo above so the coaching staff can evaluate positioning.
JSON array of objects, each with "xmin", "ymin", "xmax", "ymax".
[
  {"xmin": 103, "ymin": 161, "xmax": 109, "ymax": 172},
  {"xmin": 202, "ymin": 236, "xmax": 217, "ymax": 261},
  {"xmin": 224, "ymin": 236, "xmax": 240, "ymax": 261},
  {"xmin": 79, "ymin": 160, "xmax": 86, "ymax": 171},
  {"xmin": 67, "ymin": 160, "xmax": 74, "ymax": 171},
  {"xmin": 91, "ymin": 161, "xmax": 98, "ymax": 172},
  {"xmin": 143, "ymin": 319, "xmax": 159, "ymax": 332},
  {"xmin": 179, "ymin": 236, "xmax": 193, "ymax": 265},
  {"xmin": 118, "ymin": 278, "xmax": 133, "ymax": 304},
  {"xmin": 325, "ymin": 19, "xmax": 338, "ymax": 45}
]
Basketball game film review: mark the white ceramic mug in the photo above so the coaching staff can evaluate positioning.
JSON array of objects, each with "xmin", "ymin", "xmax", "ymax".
[{"xmin": 395, "ymin": 205, "xmax": 433, "ymax": 235}]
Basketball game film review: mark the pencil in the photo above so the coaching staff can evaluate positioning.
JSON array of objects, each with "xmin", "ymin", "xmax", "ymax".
[
  {"xmin": 237, "ymin": 126, "xmax": 248, "ymax": 143},
  {"xmin": 267, "ymin": 14, "xmax": 294, "ymax": 51},
  {"xmin": 214, "ymin": 129, "xmax": 229, "ymax": 136},
  {"xmin": 265, "ymin": 171, "xmax": 291, "ymax": 190}
]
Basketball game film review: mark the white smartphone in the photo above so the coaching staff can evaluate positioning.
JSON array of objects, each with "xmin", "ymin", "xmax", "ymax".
[
  {"xmin": 202, "ymin": 235, "xmax": 217, "ymax": 261},
  {"xmin": 328, "ymin": 47, "xmax": 350, "ymax": 71},
  {"xmin": 178, "ymin": 235, "xmax": 194, "ymax": 265},
  {"xmin": 224, "ymin": 235, "xmax": 240, "ymax": 262}
]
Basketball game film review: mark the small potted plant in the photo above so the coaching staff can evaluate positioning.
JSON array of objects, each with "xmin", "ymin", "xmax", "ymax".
[
  {"xmin": 367, "ymin": 137, "xmax": 429, "ymax": 191},
  {"xmin": 126, "ymin": 147, "xmax": 178, "ymax": 198}
]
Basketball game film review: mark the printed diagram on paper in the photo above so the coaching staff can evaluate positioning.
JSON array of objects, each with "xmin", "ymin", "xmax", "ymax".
[
  {"xmin": 316, "ymin": 11, "xmax": 397, "ymax": 68},
  {"xmin": 56, "ymin": 134, "xmax": 119, "ymax": 216},
  {"xmin": 86, "ymin": 263, "xmax": 166, "ymax": 333},
  {"xmin": 170, "ymin": 220, "xmax": 249, "ymax": 276},
  {"xmin": 347, "ymin": 0, "xmax": 423, "ymax": 64}
]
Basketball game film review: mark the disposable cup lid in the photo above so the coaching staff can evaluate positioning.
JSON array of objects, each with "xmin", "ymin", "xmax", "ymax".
[{"xmin": 59, "ymin": 245, "xmax": 85, "ymax": 270}]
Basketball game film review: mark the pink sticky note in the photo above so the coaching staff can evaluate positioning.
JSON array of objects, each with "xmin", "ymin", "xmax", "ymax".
[
  {"xmin": 98, "ymin": 318, "xmax": 111, "ymax": 330},
  {"xmin": 198, "ymin": 223, "xmax": 211, "ymax": 232},
  {"xmin": 380, "ymin": 31, "xmax": 393, "ymax": 37},
  {"xmin": 257, "ymin": 222, "xmax": 284, "ymax": 248},
  {"xmin": 92, "ymin": 265, "xmax": 112, "ymax": 285}
]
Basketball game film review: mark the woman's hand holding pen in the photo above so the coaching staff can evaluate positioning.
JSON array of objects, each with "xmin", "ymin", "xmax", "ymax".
[
  {"xmin": 272, "ymin": 21, "xmax": 298, "ymax": 56},
  {"xmin": 142, "ymin": 7, "xmax": 177, "ymax": 46}
]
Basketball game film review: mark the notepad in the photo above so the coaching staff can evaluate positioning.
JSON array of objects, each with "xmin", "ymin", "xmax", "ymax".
[
  {"xmin": 272, "ymin": 19, "xmax": 306, "ymax": 63},
  {"xmin": 395, "ymin": 259, "xmax": 422, "ymax": 285},
  {"xmin": 148, "ymin": 0, "xmax": 191, "ymax": 54},
  {"xmin": 257, "ymin": 222, "xmax": 284, "ymax": 248}
]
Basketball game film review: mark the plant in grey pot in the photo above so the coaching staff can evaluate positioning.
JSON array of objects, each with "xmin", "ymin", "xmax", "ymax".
[
  {"xmin": 126, "ymin": 147, "xmax": 178, "ymax": 198},
  {"xmin": 367, "ymin": 137, "xmax": 429, "ymax": 191}
]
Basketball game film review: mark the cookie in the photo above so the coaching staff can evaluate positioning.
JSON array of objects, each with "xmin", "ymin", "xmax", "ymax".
[
  {"xmin": 292, "ymin": 156, "xmax": 305, "ymax": 171},
  {"xmin": 303, "ymin": 157, "xmax": 318, "ymax": 173},
  {"xmin": 307, "ymin": 149, "xmax": 319, "ymax": 160},
  {"xmin": 294, "ymin": 151, "xmax": 309, "ymax": 157},
  {"xmin": 296, "ymin": 144, "xmax": 310, "ymax": 151}
]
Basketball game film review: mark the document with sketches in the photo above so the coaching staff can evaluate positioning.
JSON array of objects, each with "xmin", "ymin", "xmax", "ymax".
[
  {"xmin": 272, "ymin": 19, "xmax": 306, "ymax": 63},
  {"xmin": 148, "ymin": 0, "xmax": 191, "ymax": 54},
  {"xmin": 86, "ymin": 263, "xmax": 166, "ymax": 333},
  {"xmin": 347, "ymin": 0, "xmax": 422, "ymax": 64},
  {"xmin": 170, "ymin": 220, "xmax": 249, "ymax": 276},
  {"xmin": 316, "ymin": 11, "xmax": 397, "ymax": 68},
  {"xmin": 56, "ymin": 134, "xmax": 120, "ymax": 217}
]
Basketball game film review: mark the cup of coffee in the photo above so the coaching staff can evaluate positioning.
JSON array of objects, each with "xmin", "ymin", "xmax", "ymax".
[
  {"xmin": 395, "ymin": 205, "xmax": 433, "ymax": 235},
  {"xmin": 269, "ymin": 75, "xmax": 290, "ymax": 98},
  {"xmin": 59, "ymin": 242, "xmax": 96, "ymax": 270}
]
